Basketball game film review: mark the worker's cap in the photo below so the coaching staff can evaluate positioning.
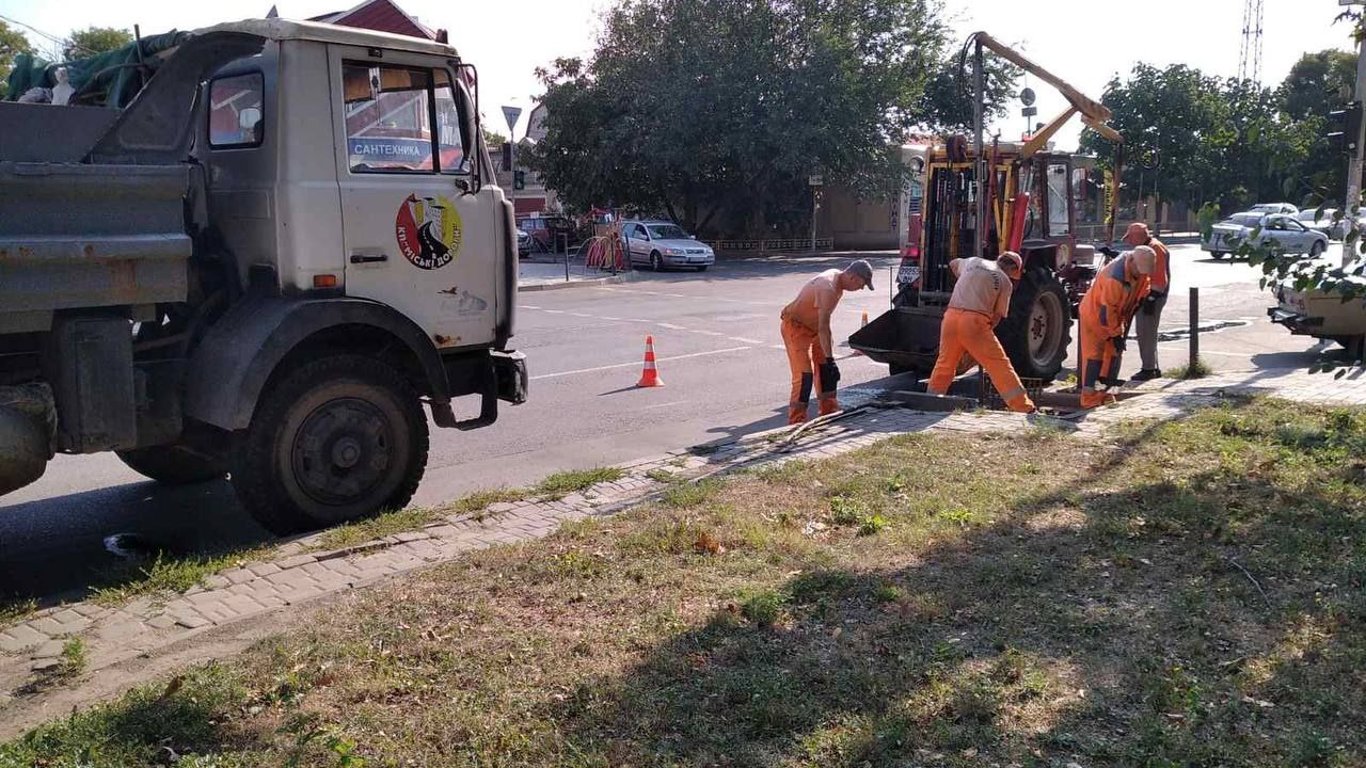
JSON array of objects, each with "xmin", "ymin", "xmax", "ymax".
[
  {"xmin": 847, "ymin": 260, "xmax": 875, "ymax": 290},
  {"xmin": 1129, "ymin": 245, "xmax": 1156, "ymax": 275},
  {"xmin": 997, "ymin": 251, "xmax": 1023, "ymax": 276},
  {"xmin": 1124, "ymin": 222, "xmax": 1152, "ymax": 243}
]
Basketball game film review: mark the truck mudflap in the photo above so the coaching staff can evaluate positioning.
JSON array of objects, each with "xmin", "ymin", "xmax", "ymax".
[
  {"xmin": 432, "ymin": 349, "xmax": 527, "ymax": 431},
  {"xmin": 1267, "ymin": 306, "xmax": 1323, "ymax": 335}
]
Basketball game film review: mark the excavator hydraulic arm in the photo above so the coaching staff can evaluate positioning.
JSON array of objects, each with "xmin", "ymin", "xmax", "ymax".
[{"xmin": 972, "ymin": 31, "xmax": 1124, "ymax": 150}]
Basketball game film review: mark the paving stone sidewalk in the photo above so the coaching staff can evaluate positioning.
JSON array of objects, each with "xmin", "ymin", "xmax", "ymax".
[{"xmin": 3, "ymin": 365, "xmax": 1364, "ymax": 718}]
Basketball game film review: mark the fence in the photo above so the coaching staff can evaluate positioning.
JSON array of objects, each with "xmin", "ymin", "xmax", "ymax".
[{"xmin": 711, "ymin": 237, "xmax": 836, "ymax": 255}]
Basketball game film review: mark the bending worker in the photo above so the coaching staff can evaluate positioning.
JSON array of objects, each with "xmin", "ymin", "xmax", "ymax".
[
  {"xmin": 1079, "ymin": 245, "xmax": 1156, "ymax": 408},
  {"xmin": 926, "ymin": 252, "xmax": 1036, "ymax": 413},
  {"xmin": 1123, "ymin": 223, "xmax": 1171, "ymax": 381},
  {"xmin": 780, "ymin": 260, "xmax": 875, "ymax": 424}
]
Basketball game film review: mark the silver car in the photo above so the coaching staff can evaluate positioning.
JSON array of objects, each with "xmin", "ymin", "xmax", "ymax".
[
  {"xmin": 622, "ymin": 220, "xmax": 715, "ymax": 271},
  {"xmin": 1296, "ymin": 209, "xmax": 1352, "ymax": 241},
  {"xmin": 1203, "ymin": 212, "xmax": 1328, "ymax": 260}
]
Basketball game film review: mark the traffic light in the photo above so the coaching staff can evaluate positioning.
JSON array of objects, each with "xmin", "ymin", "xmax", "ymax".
[
  {"xmin": 1327, "ymin": 101, "xmax": 1363, "ymax": 156},
  {"xmin": 514, "ymin": 170, "xmax": 525, "ymax": 190}
]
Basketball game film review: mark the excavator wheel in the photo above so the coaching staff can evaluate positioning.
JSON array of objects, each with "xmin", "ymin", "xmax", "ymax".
[{"xmin": 996, "ymin": 267, "xmax": 1071, "ymax": 381}]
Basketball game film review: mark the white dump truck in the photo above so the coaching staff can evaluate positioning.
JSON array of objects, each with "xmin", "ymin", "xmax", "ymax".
[{"xmin": 0, "ymin": 19, "xmax": 527, "ymax": 533}]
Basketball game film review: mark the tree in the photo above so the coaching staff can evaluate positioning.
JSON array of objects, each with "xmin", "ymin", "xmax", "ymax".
[
  {"xmin": 63, "ymin": 26, "xmax": 132, "ymax": 60},
  {"xmin": 1280, "ymin": 50, "xmax": 1355, "ymax": 121},
  {"xmin": 529, "ymin": 0, "xmax": 1009, "ymax": 238},
  {"xmin": 0, "ymin": 20, "xmax": 34, "ymax": 99}
]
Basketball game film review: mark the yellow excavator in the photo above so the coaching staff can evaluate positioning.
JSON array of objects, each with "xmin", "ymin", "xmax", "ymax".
[{"xmin": 853, "ymin": 31, "xmax": 1125, "ymax": 381}]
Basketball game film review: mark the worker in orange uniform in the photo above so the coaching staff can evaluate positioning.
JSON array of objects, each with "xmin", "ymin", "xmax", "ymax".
[
  {"xmin": 1078, "ymin": 246, "xmax": 1156, "ymax": 408},
  {"xmin": 1124, "ymin": 223, "xmax": 1171, "ymax": 381},
  {"xmin": 780, "ymin": 260, "xmax": 875, "ymax": 424},
  {"xmin": 926, "ymin": 252, "xmax": 1036, "ymax": 413}
]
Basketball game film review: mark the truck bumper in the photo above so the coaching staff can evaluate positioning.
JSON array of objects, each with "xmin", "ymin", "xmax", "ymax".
[
  {"xmin": 1267, "ymin": 306, "xmax": 1323, "ymax": 336},
  {"xmin": 432, "ymin": 348, "xmax": 528, "ymax": 431}
]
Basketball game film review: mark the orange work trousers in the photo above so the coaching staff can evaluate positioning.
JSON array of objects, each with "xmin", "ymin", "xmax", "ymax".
[
  {"xmin": 1079, "ymin": 313, "xmax": 1121, "ymax": 408},
  {"xmin": 781, "ymin": 318, "xmax": 838, "ymax": 424},
  {"xmin": 927, "ymin": 308, "xmax": 1035, "ymax": 413}
]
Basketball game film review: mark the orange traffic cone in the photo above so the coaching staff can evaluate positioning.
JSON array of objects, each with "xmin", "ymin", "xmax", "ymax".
[
  {"xmin": 636, "ymin": 335, "xmax": 664, "ymax": 387},
  {"xmin": 852, "ymin": 311, "xmax": 869, "ymax": 356}
]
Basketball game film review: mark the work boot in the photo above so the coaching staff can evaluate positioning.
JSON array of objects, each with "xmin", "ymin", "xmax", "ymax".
[
  {"xmin": 1130, "ymin": 368, "xmax": 1162, "ymax": 382},
  {"xmin": 1079, "ymin": 390, "xmax": 1117, "ymax": 409},
  {"xmin": 787, "ymin": 403, "xmax": 809, "ymax": 425},
  {"xmin": 817, "ymin": 397, "xmax": 840, "ymax": 417}
]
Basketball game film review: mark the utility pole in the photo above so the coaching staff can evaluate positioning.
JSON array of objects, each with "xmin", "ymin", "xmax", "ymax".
[
  {"xmin": 1347, "ymin": 34, "xmax": 1366, "ymax": 235},
  {"xmin": 973, "ymin": 37, "xmax": 986, "ymax": 260}
]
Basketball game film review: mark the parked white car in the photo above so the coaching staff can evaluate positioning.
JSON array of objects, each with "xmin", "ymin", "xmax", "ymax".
[
  {"xmin": 622, "ymin": 220, "xmax": 715, "ymax": 271},
  {"xmin": 1250, "ymin": 202, "xmax": 1300, "ymax": 215},
  {"xmin": 1203, "ymin": 212, "xmax": 1329, "ymax": 260}
]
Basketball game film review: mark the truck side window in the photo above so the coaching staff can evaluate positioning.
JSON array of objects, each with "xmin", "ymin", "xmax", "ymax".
[
  {"xmin": 208, "ymin": 73, "xmax": 264, "ymax": 149},
  {"xmin": 433, "ymin": 68, "xmax": 469, "ymax": 175},
  {"xmin": 1046, "ymin": 162, "xmax": 1070, "ymax": 237},
  {"xmin": 343, "ymin": 63, "xmax": 465, "ymax": 174}
]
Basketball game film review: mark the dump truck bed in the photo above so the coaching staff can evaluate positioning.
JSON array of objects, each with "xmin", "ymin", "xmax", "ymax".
[
  {"xmin": 848, "ymin": 306, "xmax": 944, "ymax": 373},
  {"xmin": 1, "ymin": 101, "xmax": 192, "ymax": 333}
]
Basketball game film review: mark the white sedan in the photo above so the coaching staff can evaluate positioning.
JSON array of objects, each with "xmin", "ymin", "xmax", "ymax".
[{"xmin": 1203, "ymin": 212, "xmax": 1329, "ymax": 260}]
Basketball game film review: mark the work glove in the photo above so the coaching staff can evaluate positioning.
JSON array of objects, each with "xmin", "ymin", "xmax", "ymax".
[
  {"xmin": 1112, "ymin": 336, "xmax": 1127, "ymax": 354},
  {"xmin": 819, "ymin": 358, "xmax": 841, "ymax": 392}
]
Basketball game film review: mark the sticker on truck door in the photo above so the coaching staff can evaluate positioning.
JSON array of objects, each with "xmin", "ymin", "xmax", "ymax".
[{"xmin": 395, "ymin": 193, "xmax": 463, "ymax": 269}]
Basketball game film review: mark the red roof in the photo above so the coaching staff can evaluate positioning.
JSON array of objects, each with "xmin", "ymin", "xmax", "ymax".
[{"xmin": 308, "ymin": 0, "xmax": 438, "ymax": 40}]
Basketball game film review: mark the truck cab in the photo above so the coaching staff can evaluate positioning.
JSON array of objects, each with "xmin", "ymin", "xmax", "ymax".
[{"xmin": 0, "ymin": 20, "xmax": 525, "ymax": 534}]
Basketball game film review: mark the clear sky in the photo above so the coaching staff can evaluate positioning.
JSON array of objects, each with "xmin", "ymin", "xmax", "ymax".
[{"xmin": 0, "ymin": 0, "xmax": 1355, "ymax": 148}]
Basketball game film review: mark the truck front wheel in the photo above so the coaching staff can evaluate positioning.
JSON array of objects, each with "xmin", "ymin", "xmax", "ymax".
[
  {"xmin": 117, "ymin": 445, "xmax": 227, "ymax": 486},
  {"xmin": 232, "ymin": 355, "xmax": 429, "ymax": 535}
]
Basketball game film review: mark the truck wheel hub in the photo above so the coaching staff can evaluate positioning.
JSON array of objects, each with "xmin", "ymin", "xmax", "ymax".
[{"xmin": 292, "ymin": 398, "xmax": 393, "ymax": 505}]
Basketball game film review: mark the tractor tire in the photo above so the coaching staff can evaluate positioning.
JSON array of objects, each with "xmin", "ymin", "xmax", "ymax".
[
  {"xmin": 231, "ymin": 355, "xmax": 428, "ymax": 536},
  {"xmin": 117, "ymin": 444, "xmax": 227, "ymax": 486},
  {"xmin": 996, "ymin": 267, "xmax": 1071, "ymax": 381}
]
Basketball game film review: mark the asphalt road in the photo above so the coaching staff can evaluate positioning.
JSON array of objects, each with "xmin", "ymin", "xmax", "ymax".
[{"xmin": 0, "ymin": 246, "xmax": 1336, "ymax": 600}]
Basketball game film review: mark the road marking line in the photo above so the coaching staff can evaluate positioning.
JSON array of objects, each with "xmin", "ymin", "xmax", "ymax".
[
  {"xmin": 543, "ymin": 309, "xmax": 565, "ymax": 314},
  {"xmin": 658, "ymin": 322, "xmax": 687, "ymax": 330},
  {"xmin": 530, "ymin": 346, "xmax": 753, "ymax": 380},
  {"xmin": 693, "ymin": 330, "xmax": 727, "ymax": 337},
  {"xmin": 598, "ymin": 316, "xmax": 622, "ymax": 321},
  {"xmin": 730, "ymin": 336, "xmax": 765, "ymax": 344}
]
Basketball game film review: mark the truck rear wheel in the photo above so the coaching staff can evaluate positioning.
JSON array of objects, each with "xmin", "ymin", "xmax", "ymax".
[
  {"xmin": 996, "ymin": 267, "xmax": 1071, "ymax": 381},
  {"xmin": 232, "ymin": 355, "xmax": 429, "ymax": 535},
  {"xmin": 117, "ymin": 445, "xmax": 226, "ymax": 486}
]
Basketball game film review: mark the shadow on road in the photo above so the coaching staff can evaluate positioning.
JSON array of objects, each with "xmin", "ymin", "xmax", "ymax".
[{"xmin": 0, "ymin": 478, "xmax": 271, "ymax": 606}]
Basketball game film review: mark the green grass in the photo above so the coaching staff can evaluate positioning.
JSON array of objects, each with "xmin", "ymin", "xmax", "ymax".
[
  {"xmin": 317, "ymin": 488, "xmax": 528, "ymax": 551},
  {"xmin": 90, "ymin": 550, "xmax": 270, "ymax": 607},
  {"xmin": 7, "ymin": 398, "xmax": 1365, "ymax": 767},
  {"xmin": 532, "ymin": 466, "xmax": 625, "ymax": 499},
  {"xmin": 0, "ymin": 597, "xmax": 38, "ymax": 627},
  {"xmin": 1168, "ymin": 357, "xmax": 1214, "ymax": 380}
]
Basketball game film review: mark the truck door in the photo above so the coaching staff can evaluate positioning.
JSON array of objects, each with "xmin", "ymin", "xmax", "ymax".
[{"xmin": 329, "ymin": 47, "xmax": 500, "ymax": 350}]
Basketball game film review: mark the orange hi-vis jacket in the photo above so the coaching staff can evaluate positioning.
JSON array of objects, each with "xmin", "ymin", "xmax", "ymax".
[{"xmin": 1081, "ymin": 252, "xmax": 1152, "ymax": 339}]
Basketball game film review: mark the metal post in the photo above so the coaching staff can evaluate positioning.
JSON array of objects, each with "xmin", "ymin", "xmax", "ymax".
[
  {"xmin": 811, "ymin": 190, "xmax": 818, "ymax": 253},
  {"xmin": 564, "ymin": 235, "xmax": 570, "ymax": 282},
  {"xmin": 973, "ymin": 38, "xmax": 986, "ymax": 260},
  {"xmin": 508, "ymin": 138, "xmax": 517, "ymax": 220},
  {"xmin": 1189, "ymin": 286, "xmax": 1199, "ymax": 369}
]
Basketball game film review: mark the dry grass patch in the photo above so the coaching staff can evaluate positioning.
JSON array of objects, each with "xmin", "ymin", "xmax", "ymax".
[{"xmin": 6, "ymin": 398, "xmax": 1364, "ymax": 767}]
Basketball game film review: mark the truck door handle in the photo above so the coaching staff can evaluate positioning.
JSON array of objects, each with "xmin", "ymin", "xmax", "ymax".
[{"xmin": 350, "ymin": 253, "xmax": 388, "ymax": 264}]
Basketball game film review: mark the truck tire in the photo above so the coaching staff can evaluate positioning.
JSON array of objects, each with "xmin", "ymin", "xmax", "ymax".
[
  {"xmin": 996, "ymin": 267, "xmax": 1071, "ymax": 381},
  {"xmin": 116, "ymin": 445, "xmax": 227, "ymax": 486},
  {"xmin": 231, "ymin": 355, "xmax": 428, "ymax": 535}
]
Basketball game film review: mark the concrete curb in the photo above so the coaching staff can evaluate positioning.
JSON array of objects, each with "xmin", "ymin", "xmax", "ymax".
[{"xmin": 517, "ymin": 272, "xmax": 637, "ymax": 292}]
